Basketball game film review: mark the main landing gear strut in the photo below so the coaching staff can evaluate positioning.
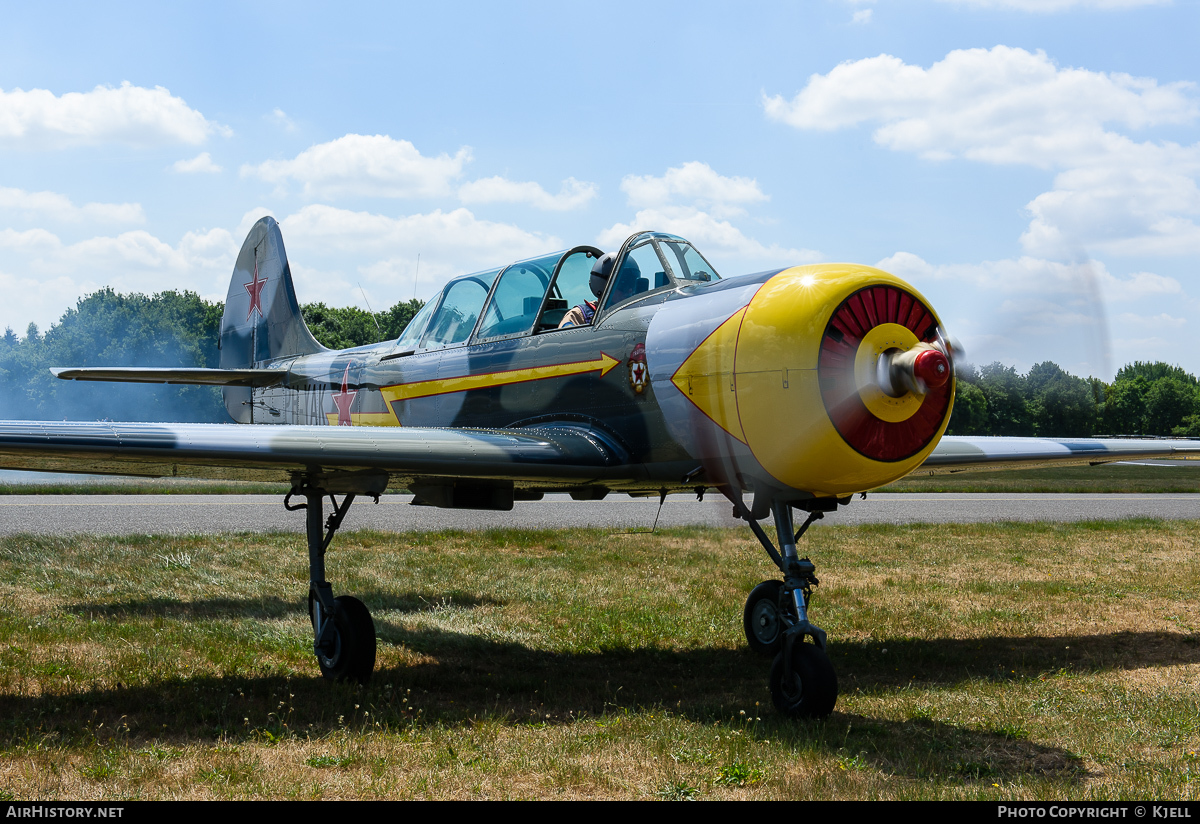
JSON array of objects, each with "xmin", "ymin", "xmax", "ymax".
[
  {"xmin": 735, "ymin": 497, "xmax": 838, "ymax": 718},
  {"xmin": 284, "ymin": 481, "xmax": 378, "ymax": 684}
]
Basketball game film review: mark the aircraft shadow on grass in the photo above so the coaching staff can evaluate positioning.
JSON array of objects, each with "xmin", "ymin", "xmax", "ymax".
[
  {"xmin": 8, "ymin": 592, "xmax": 1198, "ymax": 781},
  {"xmin": 59, "ymin": 590, "xmax": 504, "ymax": 619}
]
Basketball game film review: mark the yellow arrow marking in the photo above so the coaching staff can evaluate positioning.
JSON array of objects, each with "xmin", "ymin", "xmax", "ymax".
[
  {"xmin": 381, "ymin": 352, "xmax": 621, "ymax": 404},
  {"xmin": 671, "ymin": 308, "xmax": 747, "ymax": 444}
]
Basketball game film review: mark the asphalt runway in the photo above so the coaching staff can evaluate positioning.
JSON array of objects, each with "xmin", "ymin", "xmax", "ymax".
[{"xmin": 1, "ymin": 492, "xmax": 1198, "ymax": 536}]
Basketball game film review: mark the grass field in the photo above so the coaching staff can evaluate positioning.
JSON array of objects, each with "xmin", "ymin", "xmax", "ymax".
[
  {"xmin": 0, "ymin": 520, "xmax": 1196, "ymax": 800},
  {"xmin": 879, "ymin": 463, "xmax": 1200, "ymax": 493},
  {"xmin": 0, "ymin": 478, "xmax": 293, "ymax": 496}
]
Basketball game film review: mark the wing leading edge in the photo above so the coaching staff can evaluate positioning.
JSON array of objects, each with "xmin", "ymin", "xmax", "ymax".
[
  {"xmin": 918, "ymin": 435, "xmax": 1200, "ymax": 474},
  {"xmin": 51, "ymin": 367, "xmax": 287, "ymax": 387}
]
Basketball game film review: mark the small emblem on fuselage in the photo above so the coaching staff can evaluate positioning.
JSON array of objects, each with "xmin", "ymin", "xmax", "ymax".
[
  {"xmin": 628, "ymin": 342, "xmax": 648, "ymax": 395},
  {"xmin": 331, "ymin": 364, "xmax": 357, "ymax": 426}
]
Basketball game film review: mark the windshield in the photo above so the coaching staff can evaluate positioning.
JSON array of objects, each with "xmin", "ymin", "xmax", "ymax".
[
  {"xmin": 658, "ymin": 239, "xmax": 720, "ymax": 282},
  {"xmin": 419, "ymin": 268, "xmax": 501, "ymax": 349},
  {"xmin": 394, "ymin": 299, "xmax": 436, "ymax": 350}
]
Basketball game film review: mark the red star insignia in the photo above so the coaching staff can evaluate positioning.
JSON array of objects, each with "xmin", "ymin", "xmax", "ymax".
[
  {"xmin": 244, "ymin": 258, "xmax": 267, "ymax": 321},
  {"xmin": 331, "ymin": 364, "xmax": 357, "ymax": 426}
]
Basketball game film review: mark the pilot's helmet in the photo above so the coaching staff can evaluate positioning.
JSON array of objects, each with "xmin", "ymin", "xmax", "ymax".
[
  {"xmin": 589, "ymin": 252, "xmax": 617, "ymax": 299},
  {"xmin": 616, "ymin": 255, "xmax": 641, "ymax": 282}
]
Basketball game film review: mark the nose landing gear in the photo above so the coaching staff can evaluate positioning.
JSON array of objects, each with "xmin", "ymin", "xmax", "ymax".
[{"xmin": 734, "ymin": 496, "xmax": 839, "ymax": 718}]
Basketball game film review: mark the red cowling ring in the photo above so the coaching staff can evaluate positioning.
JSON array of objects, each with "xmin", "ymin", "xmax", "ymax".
[
  {"xmin": 914, "ymin": 349, "xmax": 950, "ymax": 389},
  {"xmin": 818, "ymin": 284, "xmax": 953, "ymax": 462}
]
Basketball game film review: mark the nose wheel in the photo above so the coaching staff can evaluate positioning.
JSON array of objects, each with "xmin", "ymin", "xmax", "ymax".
[
  {"xmin": 732, "ymin": 494, "xmax": 840, "ymax": 718},
  {"xmin": 743, "ymin": 579, "xmax": 788, "ymax": 656},
  {"xmin": 769, "ymin": 640, "xmax": 838, "ymax": 718}
]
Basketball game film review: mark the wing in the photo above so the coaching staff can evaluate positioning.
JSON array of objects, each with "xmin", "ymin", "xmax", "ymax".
[
  {"xmin": 0, "ymin": 421, "xmax": 637, "ymax": 490},
  {"xmin": 917, "ymin": 435, "xmax": 1200, "ymax": 474}
]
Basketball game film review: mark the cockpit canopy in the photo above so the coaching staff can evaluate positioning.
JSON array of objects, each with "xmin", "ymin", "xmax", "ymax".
[{"xmin": 394, "ymin": 232, "xmax": 720, "ymax": 352}]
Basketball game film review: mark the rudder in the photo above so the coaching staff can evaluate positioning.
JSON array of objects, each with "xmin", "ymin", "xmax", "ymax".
[{"xmin": 219, "ymin": 216, "xmax": 325, "ymax": 421}]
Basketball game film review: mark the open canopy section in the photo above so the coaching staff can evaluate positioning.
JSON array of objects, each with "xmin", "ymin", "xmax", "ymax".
[{"xmin": 391, "ymin": 233, "xmax": 721, "ymax": 353}]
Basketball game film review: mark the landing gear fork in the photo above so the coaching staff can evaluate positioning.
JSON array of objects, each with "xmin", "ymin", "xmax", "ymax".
[
  {"xmin": 284, "ymin": 484, "xmax": 377, "ymax": 684},
  {"xmin": 735, "ymin": 495, "xmax": 838, "ymax": 718}
]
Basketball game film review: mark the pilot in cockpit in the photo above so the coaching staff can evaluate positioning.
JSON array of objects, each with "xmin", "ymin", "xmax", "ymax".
[{"xmin": 558, "ymin": 252, "xmax": 640, "ymax": 328}]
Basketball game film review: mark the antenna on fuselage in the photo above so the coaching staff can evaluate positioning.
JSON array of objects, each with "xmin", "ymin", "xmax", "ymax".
[{"xmin": 358, "ymin": 283, "xmax": 384, "ymax": 342}]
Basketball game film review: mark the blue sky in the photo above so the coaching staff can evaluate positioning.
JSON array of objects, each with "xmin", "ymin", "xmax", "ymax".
[{"xmin": 1, "ymin": 0, "xmax": 1197, "ymax": 379}]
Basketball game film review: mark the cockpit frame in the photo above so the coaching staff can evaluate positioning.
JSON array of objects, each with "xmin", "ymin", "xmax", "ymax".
[{"xmin": 387, "ymin": 232, "xmax": 720, "ymax": 359}]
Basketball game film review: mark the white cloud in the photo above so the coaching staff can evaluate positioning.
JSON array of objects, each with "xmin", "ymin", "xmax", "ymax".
[
  {"xmin": 227, "ymin": 204, "xmax": 553, "ymax": 304},
  {"xmin": 0, "ymin": 270, "xmax": 98, "ymax": 337},
  {"xmin": 268, "ymin": 108, "xmax": 297, "ymax": 132},
  {"xmin": 600, "ymin": 162, "xmax": 813, "ymax": 273},
  {"xmin": 0, "ymin": 187, "xmax": 144, "ymax": 224},
  {"xmin": 0, "ymin": 226, "xmax": 238, "ymax": 333},
  {"xmin": 241, "ymin": 134, "xmax": 471, "ymax": 199},
  {"xmin": 1020, "ymin": 139, "xmax": 1200, "ymax": 256},
  {"xmin": 280, "ymin": 204, "xmax": 555, "ymax": 260},
  {"xmin": 458, "ymin": 176, "xmax": 597, "ymax": 211},
  {"xmin": 764, "ymin": 47, "xmax": 1195, "ymax": 165},
  {"xmin": 6, "ymin": 227, "xmax": 237, "ymax": 281},
  {"xmin": 0, "ymin": 82, "xmax": 227, "ymax": 148},
  {"xmin": 599, "ymin": 206, "xmax": 820, "ymax": 270},
  {"xmin": 875, "ymin": 251, "xmax": 1193, "ymax": 378},
  {"xmin": 876, "ymin": 250, "xmax": 1184, "ymax": 302},
  {"xmin": 0, "ymin": 201, "xmax": 565, "ymax": 332},
  {"xmin": 171, "ymin": 152, "xmax": 222, "ymax": 174},
  {"xmin": 766, "ymin": 47, "xmax": 1200, "ymax": 258},
  {"xmin": 852, "ymin": 9, "xmax": 874, "ymax": 23},
  {"xmin": 0, "ymin": 227, "xmax": 61, "ymax": 255},
  {"xmin": 1116, "ymin": 311, "xmax": 1186, "ymax": 329},
  {"xmin": 234, "ymin": 207, "xmax": 278, "ymax": 240},
  {"xmin": 621, "ymin": 162, "xmax": 767, "ymax": 218},
  {"xmin": 936, "ymin": 0, "xmax": 1168, "ymax": 10}
]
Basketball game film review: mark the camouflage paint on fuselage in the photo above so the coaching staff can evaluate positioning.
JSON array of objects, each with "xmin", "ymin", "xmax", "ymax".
[{"xmin": 245, "ymin": 290, "xmax": 695, "ymax": 471}]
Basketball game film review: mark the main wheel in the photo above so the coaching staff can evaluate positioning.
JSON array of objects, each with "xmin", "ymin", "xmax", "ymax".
[
  {"xmin": 769, "ymin": 641, "xmax": 838, "ymax": 718},
  {"xmin": 308, "ymin": 594, "xmax": 377, "ymax": 684},
  {"xmin": 743, "ymin": 580, "xmax": 787, "ymax": 656}
]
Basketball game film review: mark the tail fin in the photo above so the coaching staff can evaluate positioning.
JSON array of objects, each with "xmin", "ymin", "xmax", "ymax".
[{"xmin": 219, "ymin": 216, "xmax": 325, "ymax": 421}]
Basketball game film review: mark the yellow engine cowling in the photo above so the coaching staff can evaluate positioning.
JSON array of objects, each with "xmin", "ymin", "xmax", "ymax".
[{"xmin": 668, "ymin": 264, "xmax": 955, "ymax": 497}]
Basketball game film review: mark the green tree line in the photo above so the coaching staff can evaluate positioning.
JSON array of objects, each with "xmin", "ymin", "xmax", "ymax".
[
  {"xmin": 0, "ymin": 289, "xmax": 422, "ymax": 422},
  {"xmin": 947, "ymin": 361, "xmax": 1200, "ymax": 438}
]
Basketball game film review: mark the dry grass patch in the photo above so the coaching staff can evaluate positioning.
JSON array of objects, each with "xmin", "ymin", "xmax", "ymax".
[{"xmin": 0, "ymin": 521, "xmax": 1197, "ymax": 798}]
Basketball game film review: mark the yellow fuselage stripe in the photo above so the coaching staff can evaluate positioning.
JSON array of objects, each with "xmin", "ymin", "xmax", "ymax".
[
  {"xmin": 326, "ymin": 411, "xmax": 401, "ymax": 427},
  {"xmin": 380, "ymin": 353, "xmax": 620, "ymax": 403}
]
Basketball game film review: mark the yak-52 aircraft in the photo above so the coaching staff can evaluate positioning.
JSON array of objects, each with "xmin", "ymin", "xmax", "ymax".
[{"xmin": 2, "ymin": 216, "xmax": 1197, "ymax": 717}]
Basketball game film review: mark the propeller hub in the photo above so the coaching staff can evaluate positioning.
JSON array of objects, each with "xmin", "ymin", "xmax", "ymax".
[{"xmin": 913, "ymin": 348, "xmax": 950, "ymax": 389}]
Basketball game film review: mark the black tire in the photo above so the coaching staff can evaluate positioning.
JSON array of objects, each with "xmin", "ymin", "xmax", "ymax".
[
  {"xmin": 743, "ymin": 580, "xmax": 786, "ymax": 656},
  {"xmin": 768, "ymin": 642, "xmax": 838, "ymax": 718},
  {"xmin": 309, "ymin": 594, "xmax": 376, "ymax": 684}
]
